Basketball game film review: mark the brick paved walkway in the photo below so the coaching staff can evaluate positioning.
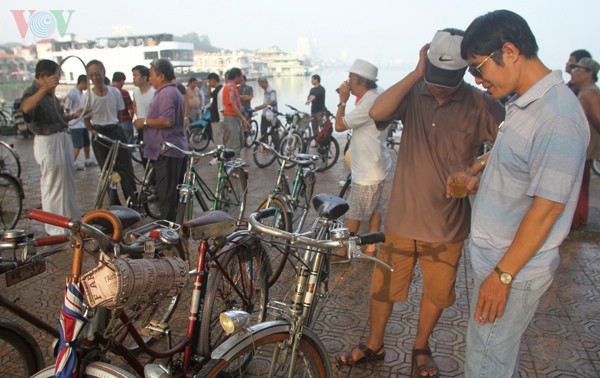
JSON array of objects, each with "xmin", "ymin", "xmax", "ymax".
[{"xmin": 0, "ymin": 134, "xmax": 598, "ymax": 377}]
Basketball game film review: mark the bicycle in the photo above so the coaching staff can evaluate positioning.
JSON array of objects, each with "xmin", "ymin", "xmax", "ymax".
[
  {"xmin": 277, "ymin": 104, "xmax": 311, "ymax": 168},
  {"xmin": 162, "ymin": 141, "xmax": 248, "ymax": 225},
  {"xmin": 242, "ymin": 107, "xmax": 260, "ymax": 148},
  {"xmin": 0, "ymin": 230, "xmax": 68, "ymax": 376},
  {"xmin": 18, "ymin": 207, "xmax": 267, "ymax": 377},
  {"xmin": 188, "ymin": 108, "xmax": 213, "ymax": 152},
  {"xmin": 253, "ymin": 110, "xmax": 287, "ymax": 168},
  {"xmin": 93, "ymin": 132, "xmax": 161, "ymax": 219},
  {"xmin": 198, "ymin": 194, "xmax": 392, "ymax": 377},
  {"xmin": 254, "ymin": 140, "xmax": 318, "ymax": 286},
  {"xmin": 302, "ymin": 108, "xmax": 340, "ymax": 172}
]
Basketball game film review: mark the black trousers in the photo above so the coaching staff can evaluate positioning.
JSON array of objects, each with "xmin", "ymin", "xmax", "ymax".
[
  {"xmin": 92, "ymin": 124, "xmax": 137, "ymax": 205},
  {"xmin": 153, "ymin": 155, "xmax": 186, "ymax": 222}
]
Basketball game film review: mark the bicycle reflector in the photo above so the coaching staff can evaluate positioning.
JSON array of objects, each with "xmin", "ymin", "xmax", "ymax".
[{"xmin": 219, "ymin": 311, "xmax": 250, "ymax": 335}]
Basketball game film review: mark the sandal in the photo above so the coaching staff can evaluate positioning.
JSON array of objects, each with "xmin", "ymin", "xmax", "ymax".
[
  {"xmin": 412, "ymin": 347, "xmax": 439, "ymax": 377},
  {"xmin": 335, "ymin": 342, "xmax": 385, "ymax": 366}
]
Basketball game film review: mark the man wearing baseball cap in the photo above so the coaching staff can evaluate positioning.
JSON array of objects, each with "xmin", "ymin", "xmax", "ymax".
[{"xmin": 337, "ymin": 29, "xmax": 505, "ymax": 376}]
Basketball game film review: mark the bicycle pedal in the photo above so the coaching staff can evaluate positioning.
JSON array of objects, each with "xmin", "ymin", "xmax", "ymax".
[{"xmin": 141, "ymin": 320, "xmax": 170, "ymax": 338}]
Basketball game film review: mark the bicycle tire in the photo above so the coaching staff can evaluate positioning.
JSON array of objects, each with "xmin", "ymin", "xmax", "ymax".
[
  {"xmin": 0, "ymin": 173, "xmax": 23, "ymax": 230},
  {"xmin": 198, "ymin": 330, "xmax": 330, "ymax": 378},
  {"xmin": 189, "ymin": 127, "xmax": 211, "ymax": 151},
  {"xmin": 278, "ymin": 132, "xmax": 305, "ymax": 169},
  {"xmin": 117, "ymin": 239, "xmax": 189, "ymax": 352},
  {"xmin": 292, "ymin": 170, "xmax": 315, "ymax": 232},
  {"xmin": 130, "ymin": 134, "xmax": 144, "ymax": 165},
  {"xmin": 257, "ymin": 197, "xmax": 292, "ymax": 286},
  {"xmin": 142, "ymin": 166, "xmax": 161, "ymax": 219},
  {"xmin": 244, "ymin": 119, "xmax": 259, "ymax": 147},
  {"xmin": 94, "ymin": 154, "xmax": 115, "ymax": 210},
  {"xmin": 218, "ymin": 166, "xmax": 248, "ymax": 223},
  {"xmin": 315, "ymin": 137, "xmax": 340, "ymax": 172},
  {"xmin": 253, "ymin": 134, "xmax": 277, "ymax": 168},
  {"xmin": 593, "ymin": 157, "xmax": 600, "ymax": 176},
  {"xmin": 31, "ymin": 361, "xmax": 136, "ymax": 378},
  {"xmin": 199, "ymin": 233, "xmax": 268, "ymax": 355},
  {"xmin": 0, "ymin": 141, "xmax": 21, "ymax": 178},
  {"xmin": 0, "ymin": 318, "xmax": 44, "ymax": 377}
]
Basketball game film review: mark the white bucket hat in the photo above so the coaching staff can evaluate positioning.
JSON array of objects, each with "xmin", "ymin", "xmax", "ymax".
[{"xmin": 349, "ymin": 59, "xmax": 378, "ymax": 81}]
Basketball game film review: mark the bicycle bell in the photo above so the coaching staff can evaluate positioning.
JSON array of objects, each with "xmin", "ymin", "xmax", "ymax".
[{"xmin": 330, "ymin": 227, "xmax": 351, "ymax": 241}]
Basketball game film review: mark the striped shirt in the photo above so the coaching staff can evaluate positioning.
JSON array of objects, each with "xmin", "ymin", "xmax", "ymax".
[{"xmin": 469, "ymin": 71, "xmax": 589, "ymax": 282}]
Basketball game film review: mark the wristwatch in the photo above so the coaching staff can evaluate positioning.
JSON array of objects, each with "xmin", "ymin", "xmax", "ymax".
[
  {"xmin": 337, "ymin": 102, "xmax": 346, "ymax": 108},
  {"xmin": 143, "ymin": 118, "xmax": 148, "ymax": 128},
  {"xmin": 494, "ymin": 265, "xmax": 513, "ymax": 285}
]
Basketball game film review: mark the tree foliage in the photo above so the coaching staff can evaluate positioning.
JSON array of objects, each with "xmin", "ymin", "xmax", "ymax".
[{"xmin": 176, "ymin": 33, "xmax": 219, "ymax": 52}]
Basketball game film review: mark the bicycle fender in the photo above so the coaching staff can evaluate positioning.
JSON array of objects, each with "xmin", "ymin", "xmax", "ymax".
[{"xmin": 272, "ymin": 193, "xmax": 295, "ymax": 214}]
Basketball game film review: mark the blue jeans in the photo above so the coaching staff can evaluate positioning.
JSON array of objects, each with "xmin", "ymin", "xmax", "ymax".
[
  {"xmin": 120, "ymin": 119, "xmax": 134, "ymax": 144},
  {"xmin": 465, "ymin": 270, "xmax": 554, "ymax": 377}
]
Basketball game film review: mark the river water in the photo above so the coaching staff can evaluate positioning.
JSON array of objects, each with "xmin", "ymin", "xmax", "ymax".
[{"xmin": 1, "ymin": 67, "xmax": 410, "ymax": 114}]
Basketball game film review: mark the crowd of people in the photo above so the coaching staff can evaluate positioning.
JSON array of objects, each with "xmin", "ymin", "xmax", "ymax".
[{"xmin": 18, "ymin": 8, "xmax": 599, "ymax": 377}]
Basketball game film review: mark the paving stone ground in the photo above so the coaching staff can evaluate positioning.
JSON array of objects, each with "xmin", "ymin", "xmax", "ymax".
[{"xmin": 0, "ymin": 133, "xmax": 598, "ymax": 377}]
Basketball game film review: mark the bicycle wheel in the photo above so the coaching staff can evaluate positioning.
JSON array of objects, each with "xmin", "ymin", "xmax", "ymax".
[
  {"xmin": 117, "ymin": 240, "xmax": 189, "ymax": 352},
  {"xmin": 198, "ymin": 331, "xmax": 330, "ymax": 378},
  {"xmin": 244, "ymin": 119, "xmax": 259, "ymax": 147},
  {"xmin": 292, "ymin": 170, "xmax": 315, "ymax": 232},
  {"xmin": 315, "ymin": 137, "xmax": 340, "ymax": 172},
  {"xmin": 278, "ymin": 132, "xmax": 305, "ymax": 168},
  {"xmin": 253, "ymin": 134, "xmax": 277, "ymax": 168},
  {"xmin": 130, "ymin": 133, "xmax": 144, "ymax": 165},
  {"xmin": 0, "ymin": 141, "xmax": 21, "ymax": 178},
  {"xmin": 257, "ymin": 197, "xmax": 292, "ymax": 286},
  {"xmin": 94, "ymin": 156, "xmax": 115, "ymax": 210},
  {"xmin": 0, "ymin": 173, "xmax": 23, "ymax": 230},
  {"xmin": 218, "ymin": 166, "xmax": 248, "ymax": 222},
  {"xmin": 592, "ymin": 157, "xmax": 600, "ymax": 176},
  {"xmin": 0, "ymin": 318, "xmax": 44, "ymax": 377},
  {"xmin": 142, "ymin": 166, "xmax": 161, "ymax": 219},
  {"xmin": 199, "ymin": 233, "xmax": 268, "ymax": 355},
  {"xmin": 189, "ymin": 127, "xmax": 211, "ymax": 151}
]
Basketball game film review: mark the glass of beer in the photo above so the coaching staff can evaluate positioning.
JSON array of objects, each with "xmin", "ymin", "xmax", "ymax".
[{"xmin": 449, "ymin": 165, "xmax": 471, "ymax": 198}]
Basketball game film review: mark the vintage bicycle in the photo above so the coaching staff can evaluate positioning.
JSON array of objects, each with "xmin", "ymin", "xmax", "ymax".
[{"xmin": 198, "ymin": 194, "xmax": 392, "ymax": 377}]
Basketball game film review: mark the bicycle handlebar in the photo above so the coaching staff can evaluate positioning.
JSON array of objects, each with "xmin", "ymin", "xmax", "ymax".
[
  {"xmin": 252, "ymin": 140, "xmax": 319, "ymax": 165},
  {"xmin": 162, "ymin": 141, "xmax": 234, "ymax": 161},
  {"xmin": 35, "ymin": 234, "xmax": 68, "ymax": 247},
  {"xmin": 248, "ymin": 208, "xmax": 392, "ymax": 271},
  {"xmin": 94, "ymin": 132, "xmax": 143, "ymax": 151},
  {"xmin": 29, "ymin": 209, "xmax": 71, "ymax": 229}
]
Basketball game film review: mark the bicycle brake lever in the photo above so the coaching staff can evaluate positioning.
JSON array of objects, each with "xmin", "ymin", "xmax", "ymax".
[{"xmin": 348, "ymin": 241, "xmax": 394, "ymax": 272}]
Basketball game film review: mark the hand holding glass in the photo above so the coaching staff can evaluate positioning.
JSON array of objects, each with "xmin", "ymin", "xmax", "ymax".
[{"xmin": 449, "ymin": 166, "xmax": 471, "ymax": 198}]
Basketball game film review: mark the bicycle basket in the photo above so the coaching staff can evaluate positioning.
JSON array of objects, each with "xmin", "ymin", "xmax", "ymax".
[
  {"xmin": 81, "ymin": 256, "xmax": 188, "ymax": 309},
  {"xmin": 298, "ymin": 113, "xmax": 310, "ymax": 133}
]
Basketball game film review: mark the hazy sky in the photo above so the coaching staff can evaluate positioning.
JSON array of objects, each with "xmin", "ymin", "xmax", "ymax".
[{"xmin": 1, "ymin": 0, "xmax": 598, "ymax": 71}]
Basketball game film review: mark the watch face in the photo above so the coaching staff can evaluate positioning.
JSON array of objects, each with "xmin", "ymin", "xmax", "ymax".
[{"xmin": 500, "ymin": 272, "xmax": 512, "ymax": 284}]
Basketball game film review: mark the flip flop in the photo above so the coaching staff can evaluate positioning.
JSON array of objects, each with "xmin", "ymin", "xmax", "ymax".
[
  {"xmin": 336, "ymin": 342, "xmax": 385, "ymax": 366},
  {"xmin": 412, "ymin": 347, "xmax": 439, "ymax": 377}
]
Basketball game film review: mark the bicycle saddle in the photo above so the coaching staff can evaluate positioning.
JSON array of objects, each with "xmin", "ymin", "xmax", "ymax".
[
  {"xmin": 87, "ymin": 206, "xmax": 141, "ymax": 232},
  {"xmin": 218, "ymin": 148, "xmax": 236, "ymax": 160},
  {"xmin": 312, "ymin": 194, "xmax": 349, "ymax": 220},
  {"xmin": 182, "ymin": 210, "xmax": 237, "ymax": 241}
]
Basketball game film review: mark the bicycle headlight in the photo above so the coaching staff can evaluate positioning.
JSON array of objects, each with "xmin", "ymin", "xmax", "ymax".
[{"xmin": 219, "ymin": 310, "xmax": 250, "ymax": 335}]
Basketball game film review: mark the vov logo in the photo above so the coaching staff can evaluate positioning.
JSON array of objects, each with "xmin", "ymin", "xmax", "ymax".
[{"xmin": 11, "ymin": 10, "xmax": 75, "ymax": 39}]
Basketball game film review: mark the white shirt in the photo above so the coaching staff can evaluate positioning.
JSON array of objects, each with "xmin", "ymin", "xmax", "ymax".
[
  {"xmin": 133, "ymin": 86, "xmax": 155, "ymax": 119},
  {"xmin": 64, "ymin": 87, "xmax": 85, "ymax": 129},
  {"xmin": 86, "ymin": 86, "xmax": 125, "ymax": 126}
]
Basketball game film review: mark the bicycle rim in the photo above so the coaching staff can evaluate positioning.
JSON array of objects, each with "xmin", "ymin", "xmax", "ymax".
[
  {"xmin": 142, "ymin": 167, "xmax": 161, "ymax": 219},
  {"xmin": 258, "ymin": 198, "xmax": 292, "ymax": 286},
  {"xmin": 199, "ymin": 235, "xmax": 268, "ymax": 355},
  {"xmin": 0, "ymin": 319, "xmax": 44, "ymax": 377},
  {"xmin": 198, "ymin": 332, "xmax": 329, "ymax": 378},
  {"xmin": 315, "ymin": 137, "xmax": 339, "ymax": 172},
  {"xmin": 278, "ymin": 133, "xmax": 304, "ymax": 168},
  {"xmin": 244, "ymin": 120, "xmax": 259, "ymax": 147},
  {"xmin": 189, "ymin": 127, "xmax": 211, "ymax": 151},
  {"xmin": 0, "ymin": 142, "xmax": 20, "ymax": 178},
  {"xmin": 0, "ymin": 173, "xmax": 23, "ymax": 230},
  {"xmin": 253, "ymin": 135, "xmax": 277, "ymax": 168}
]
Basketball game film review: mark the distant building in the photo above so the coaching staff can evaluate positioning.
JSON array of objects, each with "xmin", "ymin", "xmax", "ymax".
[
  {"xmin": 192, "ymin": 50, "xmax": 268, "ymax": 80},
  {"xmin": 255, "ymin": 47, "xmax": 315, "ymax": 76},
  {"xmin": 0, "ymin": 53, "xmax": 30, "ymax": 83},
  {"xmin": 36, "ymin": 33, "xmax": 193, "ymax": 84}
]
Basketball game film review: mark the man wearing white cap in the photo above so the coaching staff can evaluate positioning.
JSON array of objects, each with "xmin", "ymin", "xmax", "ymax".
[
  {"xmin": 331, "ymin": 59, "xmax": 392, "ymax": 262},
  {"xmin": 337, "ymin": 29, "xmax": 504, "ymax": 376}
]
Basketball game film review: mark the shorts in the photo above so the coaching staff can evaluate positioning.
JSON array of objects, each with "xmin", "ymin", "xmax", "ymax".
[
  {"xmin": 346, "ymin": 176, "xmax": 392, "ymax": 221},
  {"xmin": 371, "ymin": 231, "xmax": 463, "ymax": 308},
  {"xmin": 70, "ymin": 128, "xmax": 90, "ymax": 149}
]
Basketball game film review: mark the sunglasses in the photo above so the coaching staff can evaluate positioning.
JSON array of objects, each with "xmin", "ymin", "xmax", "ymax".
[{"xmin": 468, "ymin": 51, "xmax": 495, "ymax": 79}]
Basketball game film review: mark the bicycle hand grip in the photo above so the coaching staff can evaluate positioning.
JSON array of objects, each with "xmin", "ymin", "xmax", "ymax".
[
  {"xmin": 34, "ymin": 234, "xmax": 68, "ymax": 246},
  {"xmin": 0, "ymin": 262, "xmax": 17, "ymax": 274},
  {"xmin": 28, "ymin": 209, "xmax": 71, "ymax": 229},
  {"xmin": 357, "ymin": 232, "xmax": 385, "ymax": 245},
  {"xmin": 255, "ymin": 208, "xmax": 277, "ymax": 221}
]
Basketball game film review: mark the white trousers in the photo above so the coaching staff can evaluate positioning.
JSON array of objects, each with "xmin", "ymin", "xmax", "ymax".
[{"xmin": 33, "ymin": 132, "xmax": 81, "ymax": 235}]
